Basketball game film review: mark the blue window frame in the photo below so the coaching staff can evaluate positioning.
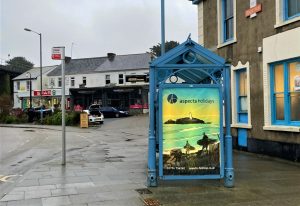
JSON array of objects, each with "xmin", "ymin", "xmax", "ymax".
[
  {"xmin": 222, "ymin": 0, "xmax": 234, "ymax": 42},
  {"xmin": 284, "ymin": 0, "xmax": 300, "ymax": 20},
  {"xmin": 270, "ymin": 58, "xmax": 300, "ymax": 126},
  {"xmin": 236, "ymin": 69, "xmax": 248, "ymax": 124}
]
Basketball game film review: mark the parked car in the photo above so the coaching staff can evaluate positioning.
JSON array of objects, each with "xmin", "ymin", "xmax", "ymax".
[
  {"xmin": 83, "ymin": 109, "xmax": 104, "ymax": 124},
  {"xmin": 82, "ymin": 104, "xmax": 104, "ymax": 124},
  {"xmin": 100, "ymin": 106, "xmax": 129, "ymax": 118}
]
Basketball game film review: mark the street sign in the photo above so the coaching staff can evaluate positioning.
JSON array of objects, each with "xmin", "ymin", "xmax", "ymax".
[{"xmin": 51, "ymin": 47, "xmax": 65, "ymax": 60}]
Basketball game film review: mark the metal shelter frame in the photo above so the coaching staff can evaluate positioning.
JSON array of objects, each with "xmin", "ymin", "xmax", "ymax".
[{"xmin": 147, "ymin": 37, "xmax": 234, "ymax": 187}]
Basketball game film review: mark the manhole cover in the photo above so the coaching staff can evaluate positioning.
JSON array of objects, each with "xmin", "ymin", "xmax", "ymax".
[
  {"xmin": 143, "ymin": 198, "xmax": 161, "ymax": 206},
  {"xmin": 135, "ymin": 188, "xmax": 152, "ymax": 194}
]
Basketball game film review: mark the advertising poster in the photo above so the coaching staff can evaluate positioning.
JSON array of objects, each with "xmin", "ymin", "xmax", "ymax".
[{"xmin": 162, "ymin": 87, "xmax": 221, "ymax": 176}]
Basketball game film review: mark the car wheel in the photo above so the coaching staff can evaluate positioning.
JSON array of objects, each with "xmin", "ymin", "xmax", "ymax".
[
  {"xmin": 100, "ymin": 121, "xmax": 103, "ymax": 124},
  {"xmin": 115, "ymin": 113, "xmax": 119, "ymax": 118}
]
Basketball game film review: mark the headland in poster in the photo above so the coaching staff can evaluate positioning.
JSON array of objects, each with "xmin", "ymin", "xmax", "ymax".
[{"xmin": 162, "ymin": 87, "xmax": 221, "ymax": 176}]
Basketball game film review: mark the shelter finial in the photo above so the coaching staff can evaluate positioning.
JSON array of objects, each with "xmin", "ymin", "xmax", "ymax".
[{"xmin": 186, "ymin": 33, "xmax": 192, "ymax": 45}]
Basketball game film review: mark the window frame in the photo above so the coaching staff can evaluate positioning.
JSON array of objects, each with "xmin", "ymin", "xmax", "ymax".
[
  {"xmin": 26, "ymin": 80, "xmax": 30, "ymax": 91},
  {"xmin": 270, "ymin": 58, "xmax": 300, "ymax": 126},
  {"xmin": 217, "ymin": 0, "xmax": 236, "ymax": 48},
  {"xmin": 82, "ymin": 76, "xmax": 86, "ymax": 85},
  {"xmin": 58, "ymin": 77, "xmax": 62, "ymax": 87},
  {"xmin": 236, "ymin": 69, "xmax": 248, "ymax": 119},
  {"xmin": 105, "ymin": 75, "xmax": 110, "ymax": 85},
  {"xmin": 231, "ymin": 62, "xmax": 252, "ymax": 128},
  {"xmin": 17, "ymin": 81, "xmax": 20, "ymax": 90},
  {"xmin": 70, "ymin": 77, "xmax": 75, "ymax": 87},
  {"xmin": 284, "ymin": 0, "xmax": 300, "ymax": 20},
  {"xmin": 118, "ymin": 74, "xmax": 124, "ymax": 84},
  {"xmin": 222, "ymin": 0, "xmax": 234, "ymax": 42}
]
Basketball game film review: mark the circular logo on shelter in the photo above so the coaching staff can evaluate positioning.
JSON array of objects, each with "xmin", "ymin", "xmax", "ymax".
[{"xmin": 167, "ymin": 94, "xmax": 178, "ymax": 104}]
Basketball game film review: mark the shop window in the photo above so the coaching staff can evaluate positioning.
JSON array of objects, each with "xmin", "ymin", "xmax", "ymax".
[
  {"xmin": 83, "ymin": 76, "xmax": 86, "ymax": 85},
  {"xmin": 270, "ymin": 59, "xmax": 300, "ymax": 125},
  {"xmin": 58, "ymin": 77, "xmax": 62, "ymax": 87},
  {"xmin": 26, "ymin": 80, "xmax": 30, "ymax": 91},
  {"xmin": 284, "ymin": 0, "xmax": 300, "ymax": 20},
  {"xmin": 71, "ymin": 77, "xmax": 75, "ymax": 87},
  {"xmin": 119, "ymin": 74, "xmax": 124, "ymax": 84},
  {"xmin": 105, "ymin": 75, "xmax": 110, "ymax": 85}
]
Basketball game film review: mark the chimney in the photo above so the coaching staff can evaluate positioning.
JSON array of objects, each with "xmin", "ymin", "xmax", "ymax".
[{"xmin": 107, "ymin": 53, "xmax": 116, "ymax": 61}]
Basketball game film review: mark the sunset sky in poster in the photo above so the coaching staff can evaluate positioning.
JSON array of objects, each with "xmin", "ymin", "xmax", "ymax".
[{"xmin": 162, "ymin": 87, "xmax": 220, "ymax": 124}]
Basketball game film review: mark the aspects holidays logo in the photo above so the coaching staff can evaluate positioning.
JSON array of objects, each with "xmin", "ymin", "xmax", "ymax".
[{"xmin": 167, "ymin": 94, "xmax": 178, "ymax": 104}]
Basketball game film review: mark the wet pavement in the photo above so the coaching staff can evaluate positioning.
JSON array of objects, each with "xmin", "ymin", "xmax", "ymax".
[{"xmin": 0, "ymin": 116, "xmax": 300, "ymax": 206}]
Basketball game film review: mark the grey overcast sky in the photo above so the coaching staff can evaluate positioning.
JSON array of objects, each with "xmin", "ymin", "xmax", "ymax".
[{"xmin": 0, "ymin": 0, "xmax": 198, "ymax": 66}]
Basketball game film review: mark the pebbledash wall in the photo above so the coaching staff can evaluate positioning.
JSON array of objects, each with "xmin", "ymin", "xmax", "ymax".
[{"xmin": 191, "ymin": 0, "xmax": 300, "ymax": 161}]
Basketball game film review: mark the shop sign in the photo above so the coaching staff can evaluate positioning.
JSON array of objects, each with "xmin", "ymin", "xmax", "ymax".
[
  {"xmin": 160, "ymin": 87, "xmax": 222, "ymax": 176},
  {"xmin": 34, "ymin": 90, "xmax": 52, "ymax": 96},
  {"xmin": 245, "ymin": 3, "xmax": 262, "ymax": 18}
]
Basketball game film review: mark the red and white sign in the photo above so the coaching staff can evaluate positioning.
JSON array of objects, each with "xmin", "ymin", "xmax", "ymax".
[
  {"xmin": 51, "ymin": 47, "xmax": 65, "ymax": 60},
  {"xmin": 34, "ymin": 90, "xmax": 52, "ymax": 96},
  {"xmin": 245, "ymin": 3, "xmax": 262, "ymax": 17}
]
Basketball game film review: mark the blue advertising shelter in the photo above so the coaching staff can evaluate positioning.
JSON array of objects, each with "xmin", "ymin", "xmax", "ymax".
[{"xmin": 147, "ymin": 37, "xmax": 234, "ymax": 187}]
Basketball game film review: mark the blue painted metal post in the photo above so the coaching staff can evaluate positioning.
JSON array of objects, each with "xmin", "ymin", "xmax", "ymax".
[
  {"xmin": 224, "ymin": 65, "xmax": 234, "ymax": 187},
  {"xmin": 147, "ymin": 65, "xmax": 157, "ymax": 186},
  {"xmin": 161, "ymin": 0, "xmax": 165, "ymax": 55}
]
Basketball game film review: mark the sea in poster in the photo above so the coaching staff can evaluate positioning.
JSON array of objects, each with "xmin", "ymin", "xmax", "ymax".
[{"xmin": 162, "ymin": 87, "xmax": 221, "ymax": 176}]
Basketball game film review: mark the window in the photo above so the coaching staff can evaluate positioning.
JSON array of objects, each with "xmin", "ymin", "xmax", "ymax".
[
  {"xmin": 231, "ymin": 62, "xmax": 251, "ymax": 128},
  {"xmin": 223, "ymin": 0, "xmax": 234, "ymax": 41},
  {"xmin": 285, "ymin": 0, "xmax": 300, "ymax": 20},
  {"xmin": 50, "ymin": 78, "xmax": 55, "ymax": 87},
  {"xmin": 119, "ymin": 74, "xmax": 124, "ymax": 84},
  {"xmin": 83, "ymin": 77, "xmax": 86, "ymax": 85},
  {"xmin": 71, "ymin": 77, "xmax": 75, "ymax": 87},
  {"xmin": 270, "ymin": 59, "xmax": 300, "ymax": 125},
  {"xmin": 58, "ymin": 77, "xmax": 62, "ymax": 87},
  {"xmin": 217, "ymin": 0, "xmax": 236, "ymax": 47},
  {"xmin": 105, "ymin": 75, "xmax": 110, "ymax": 85},
  {"xmin": 236, "ymin": 69, "xmax": 248, "ymax": 123},
  {"xmin": 17, "ymin": 81, "xmax": 20, "ymax": 90},
  {"xmin": 26, "ymin": 80, "xmax": 30, "ymax": 91}
]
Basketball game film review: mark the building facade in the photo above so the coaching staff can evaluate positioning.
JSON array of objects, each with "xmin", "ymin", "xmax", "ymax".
[
  {"xmin": 13, "ymin": 66, "xmax": 57, "ymax": 109},
  {"xmin": 191, "ymin": 0, "xmax": 300, "ymax": 161},
  {"xmin": 20, "ymin": 53, "xmax": 152, "ymax": 113}
]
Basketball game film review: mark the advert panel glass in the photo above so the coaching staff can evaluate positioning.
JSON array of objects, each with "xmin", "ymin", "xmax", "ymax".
[{"xmin": 162, "ymin": 87, "xmax": 221, "ymax": 176}]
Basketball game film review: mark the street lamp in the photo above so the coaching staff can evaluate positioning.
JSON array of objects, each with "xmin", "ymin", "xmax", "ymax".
[
  {"xmin": 25, "ymin": 72, "xmax": 32, "ymax": 109},
  {"xmin": 24, "ymin": 27, "xmax": 43, "ymax": 122}
]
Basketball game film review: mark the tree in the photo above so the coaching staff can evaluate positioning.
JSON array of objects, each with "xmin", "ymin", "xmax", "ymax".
[
  {"xmin": 149, "ymin": 40, "xmax": 180, "ymax": 57},
  {"xmin": 6, "ymin": 57, "xmax": 34, "ymax": 73}
]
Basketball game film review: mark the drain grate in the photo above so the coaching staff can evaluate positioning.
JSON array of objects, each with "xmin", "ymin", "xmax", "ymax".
[
  {"xmin": 135, "ymin": 188, "xmax": 152, "ymax": 194},
  {"xmin": 143, "ymin": 198, "xmax": 161, "ymax": 206}
]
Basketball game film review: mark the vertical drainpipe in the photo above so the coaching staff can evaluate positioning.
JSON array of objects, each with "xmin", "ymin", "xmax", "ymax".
[
  {"xmin": 147, "ymin": 65, "xmax": 157, "ymax": 186},
  {"xmin": 224, "ymin": 64, "xmax": 234, "ymax": 187}
]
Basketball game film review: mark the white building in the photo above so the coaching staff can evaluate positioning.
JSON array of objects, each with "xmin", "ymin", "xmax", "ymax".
[
  {"xmin": 14, "ymin": 53, "xmax": 151, "ymax": 113},
  {"xmin": 13, "ymin": 66, "xmax": 57, "ymax": 108}
]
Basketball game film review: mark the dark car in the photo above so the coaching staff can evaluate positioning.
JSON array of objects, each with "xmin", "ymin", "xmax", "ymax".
[{"xmin": 100, "ymin": 106, "xmax": 129, "ymax": 118}]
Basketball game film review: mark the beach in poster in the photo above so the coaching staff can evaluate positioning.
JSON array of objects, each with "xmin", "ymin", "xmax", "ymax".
[{"xmin": 162, "ymin": 87, "xmax": 221, "ymax": 176}]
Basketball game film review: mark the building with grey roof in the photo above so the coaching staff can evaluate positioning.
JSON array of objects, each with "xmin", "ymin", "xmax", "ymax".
[{"xmin": 13, "ymin": 53, "xmax": 152, "ymax": 114}]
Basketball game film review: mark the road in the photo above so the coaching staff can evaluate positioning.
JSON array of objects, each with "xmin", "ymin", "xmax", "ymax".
[{"xmin": 0, "ymin": 116, "xmax": 149, "ymax": 199}]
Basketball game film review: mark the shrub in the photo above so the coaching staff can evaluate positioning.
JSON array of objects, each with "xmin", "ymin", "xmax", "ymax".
[{"xmin": 43, "ymin": 111, "xmax": 80, "ymax": 126}]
